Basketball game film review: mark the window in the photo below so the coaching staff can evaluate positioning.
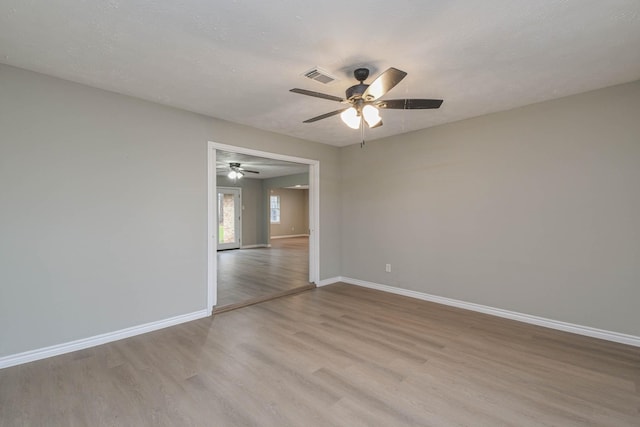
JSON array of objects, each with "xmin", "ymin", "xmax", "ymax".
[{"xmin": 270, "ymin": 195, "xmax": 280, "ymax": 224}]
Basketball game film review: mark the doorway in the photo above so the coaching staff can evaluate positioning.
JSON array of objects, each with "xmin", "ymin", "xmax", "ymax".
[
  {"xmin": 207, "ymin": 142, "xmax": 320, "ymax": 313},
  {"xmin": 217, "ymin": 187, "xmax": 241, "ymax": 250}
]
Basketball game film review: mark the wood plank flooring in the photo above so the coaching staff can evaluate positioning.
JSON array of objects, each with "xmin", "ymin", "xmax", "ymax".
[
  {"xmin": 217, "ymin": 237, "xmax": 310, "ymax": 308},
  {"xmin": 1, "ymin": 283, "xmax": 639, "ymax": 426}
]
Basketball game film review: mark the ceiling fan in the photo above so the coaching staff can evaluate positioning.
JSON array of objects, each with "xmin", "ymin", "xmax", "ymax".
[
  {"xmin": 290, "ymin": 67, "xmax": 443, "ymax": 130},
  {"xmin": 226, "ymin": 162, "xmax": 259, "ymax": 179}
]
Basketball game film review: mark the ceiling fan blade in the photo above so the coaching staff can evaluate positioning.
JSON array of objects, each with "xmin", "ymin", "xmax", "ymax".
[
  {"xmin": 303, "ymin": 108, "xmax": 349, "ymax": 123},
  {"xmin": 362, "ymin": 68, "xmax": 407, "ymax": 101},
  {"xmin": 240, "ymin": 169, "xmax": 259, "ymax": 174},
  {"xmin": 290, "ymin": 88, "xmax": 344, "ymax": 103},
  {"xmin": 376, "ymin": 99, "xmax": 443, "ymax": 109}
]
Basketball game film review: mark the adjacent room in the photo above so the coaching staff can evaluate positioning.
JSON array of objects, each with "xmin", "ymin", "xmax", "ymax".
[
  {"xmin": 1, "ymin": 1, "xmax": 639, "ymax": 426},
  {"xmin": 215, "ymin": 149, "xmax": 312, "ymax": 310}
]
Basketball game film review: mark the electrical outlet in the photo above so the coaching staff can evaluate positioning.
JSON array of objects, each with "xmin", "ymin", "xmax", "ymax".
[{"xmin": 385, "ymin": 264, "xmax": 391, "ymax": 273}]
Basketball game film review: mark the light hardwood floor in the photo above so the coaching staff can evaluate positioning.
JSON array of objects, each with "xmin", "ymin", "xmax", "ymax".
[
  {"xmin": 1, "ymin": 283, "xmax": 639, "ymax": 426},
  {"xmin": 217, "ymin": 236, "xmax": 310, "ymax": 308}
]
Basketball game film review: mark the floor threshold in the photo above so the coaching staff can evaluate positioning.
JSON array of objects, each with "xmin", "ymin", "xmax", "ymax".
[{"xmin": 212, "ymin": 284, "xmax": 315, "ymax": 315}]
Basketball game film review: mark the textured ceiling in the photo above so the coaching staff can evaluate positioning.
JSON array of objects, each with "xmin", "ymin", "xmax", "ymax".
[
  {"xmin": 1, "ymin": 1, "xmax": 639, "ymax": 147},
  {"xmin": 216, "ymin": 150, "xmax": 308, "ymax": 179}
]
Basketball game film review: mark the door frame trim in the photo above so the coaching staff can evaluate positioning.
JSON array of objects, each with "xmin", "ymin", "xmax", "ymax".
[
  {"xmin": 216, "ymin": 186, "xmax": 242, "ymax": 250},
  {"xmin": 207, "ymin": 141, "xmax": 320, "ymax": 312}
]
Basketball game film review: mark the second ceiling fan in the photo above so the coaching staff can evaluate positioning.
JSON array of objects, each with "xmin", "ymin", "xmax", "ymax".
[
  {"xmin": 226, "ymin": 162, "xmax": 259, "ymax": 180},
  {"xmin": 290, "ymin": 67, "xmax": 443, "ymax": 129}
]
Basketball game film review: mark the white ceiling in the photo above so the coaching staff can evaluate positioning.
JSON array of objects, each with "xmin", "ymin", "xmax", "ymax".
[{"xmin": 1, "ymin": 1, "xmax": 639, "ymax": 147}]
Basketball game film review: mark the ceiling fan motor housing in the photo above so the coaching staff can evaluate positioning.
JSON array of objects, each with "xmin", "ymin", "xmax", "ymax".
[
  {"xmin": 353, "ymin": 68, "xmax": 369, "ymax": 82},
  {"xmin": 346, "ymin": 68, "xmax": 371, "ymax": 101}
]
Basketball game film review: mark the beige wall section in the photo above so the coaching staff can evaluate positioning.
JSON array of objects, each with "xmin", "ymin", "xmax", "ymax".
[
  {"xmin": 0, "ymin": 64, "xmax": 340, "ymax": 358},
  {"xmin": 270, "ymin": 188, "xmax": 309, "ymax": 237},
  {"xmin": 262, "ymin": 173, "xmax": 309, "ymax": 242},
  {"xmin": 341, "ymin": 81, "xmax": 640, "ymax": 337}
]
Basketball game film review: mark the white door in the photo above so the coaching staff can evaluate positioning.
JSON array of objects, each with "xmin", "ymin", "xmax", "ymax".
[{"xmin": 217, "ymin": 187, "xmax": 241, "ymax": 250}]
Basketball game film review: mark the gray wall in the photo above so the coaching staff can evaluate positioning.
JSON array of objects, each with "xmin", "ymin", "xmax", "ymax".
[
  {"xmin": 341, "ymin": 81, "xmax": 640, "ymax": 336},
  {"xmin": 0, "ymin": 64, "xmax": 341, "ymax": 358},
  {"xmin": 2, "ymin": 61, "xmax": 638, "ymax": 360},
  {"xmin": 216, "ymin": 176, "xmax": 263, "ymax": 246}
]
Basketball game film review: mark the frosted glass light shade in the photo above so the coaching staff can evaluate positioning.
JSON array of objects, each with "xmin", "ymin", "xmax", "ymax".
[
  {"xmin": 228, "ymin": 170, "xmax": 243, "ymax": 179},
  {"xmin": 340, "ymin": 107, "xmax": 360, "ymax": 129},
  {"xmin": 362, "ymin": 105, "xmax": 381, "ymax": 128}
]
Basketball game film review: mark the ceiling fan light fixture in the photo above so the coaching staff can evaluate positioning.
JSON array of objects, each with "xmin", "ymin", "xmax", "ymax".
[
  {"xmin": 228, "ymin": 170, "xmax": 243, "ymax": 179},
  {"xmin": 340, "ymin": 107, "xmax": 360, "ymax": 129},
  {"xmin": 362, "ymin": 104, "xmax": 381, "ymax": 128}
]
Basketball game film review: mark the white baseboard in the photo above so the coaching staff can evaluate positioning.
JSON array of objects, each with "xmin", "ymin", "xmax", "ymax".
[
  {"xmin": 0, "ymin": 309, "xmax": 209, "ymax": 369},
  {"xmin": 316, "ymin": 276, "xmax": 342, "ymax": 287},
  {"xmin": 270, "ymin": 234, "xmax": 309, "ymax": 240},
  {"xmin": 339, "ymin": 277, "xmax": 640, "ymax": 348},
  {"xmin": 240, "ymin": 244, "xmax": 269, "ymax": 249}
]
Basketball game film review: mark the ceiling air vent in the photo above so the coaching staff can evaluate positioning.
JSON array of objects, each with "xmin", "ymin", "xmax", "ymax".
[{"xmin": 303, "ymin": 67, "xmax": 337, "ymax": 85}]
